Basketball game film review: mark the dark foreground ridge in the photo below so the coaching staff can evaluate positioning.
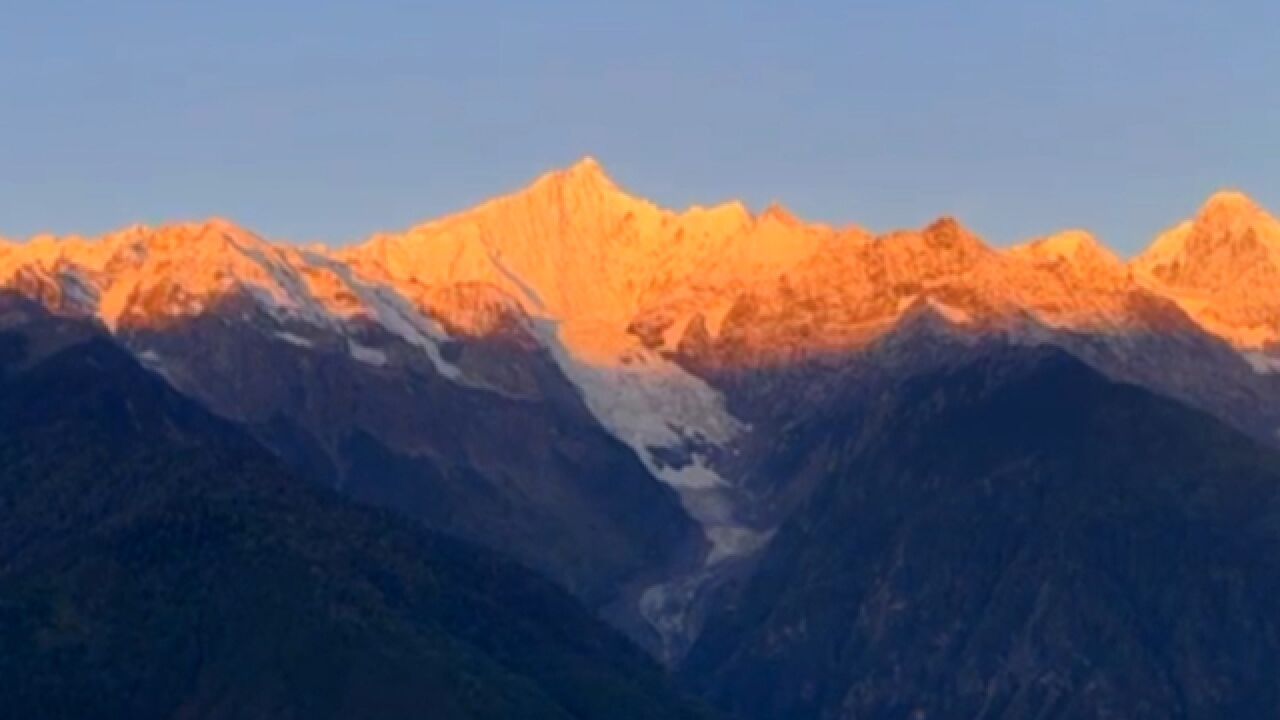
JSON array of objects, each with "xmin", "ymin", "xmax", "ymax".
[
  {"xmin": 684, "ymin": 348, "xmax": 1280, "ymax": 719},
  {"xmin": 0, "ymin": 302, "xmax": 713, "ymax": 720}
]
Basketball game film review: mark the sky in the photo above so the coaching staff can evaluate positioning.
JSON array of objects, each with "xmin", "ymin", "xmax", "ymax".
[{"xmin": 1, "ymin": 1, "xmax": 1277, "ymax": 254}]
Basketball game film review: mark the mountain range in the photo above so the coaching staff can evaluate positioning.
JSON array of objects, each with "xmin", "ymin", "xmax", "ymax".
[{"xmin": 4, "ymin": 159, "xmax": 1280, "ymax": 718}]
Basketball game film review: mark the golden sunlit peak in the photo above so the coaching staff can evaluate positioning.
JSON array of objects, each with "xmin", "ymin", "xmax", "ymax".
[
  {"xmin": 199, "ymin": 216, "xmax": 251, "ymax": 234},
  {"xmin": 175, "ymin": 217, "xmax": 266, "ymax": 246},
  {"xmin": 924, "ymin": 215, "xmax": 965, "ymax": 234},
  {"xmin": 572, "ymin": 154, "xmax": 604, "ymax": 173},
  {"xmin": 509, "ymin": 156, "xmax": 637, "ymax": 214},
  {"xmin": 545, "ymin": 155, "xmax": 617, "ymax": 189},
  {"xmin": 760, "ymin": 201, "xmax": 802, "ymax": 227},
  {"xmin": 1035, "ymin": 229, "xmax": 1102, "ymax": 255},
  {"xmin": 920, "ymin": 216, "xmax": 984, "ymax": 248},
  {"xmin": 1198, "ymin": 189, "xmax": 1265, "ymax": 218},
  {"xmin": 1012, "ymin": 229, "xmax": 1125, "ymax": 273}
]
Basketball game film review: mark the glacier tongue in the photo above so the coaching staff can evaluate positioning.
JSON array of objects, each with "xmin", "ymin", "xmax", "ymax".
[
  {"xmin": 534, "ymin": 319, "xmax": 769, "ymax": 659},
  {"xmin": 534, "ymin": 320, "xmax": 747, "ymax": 548}
]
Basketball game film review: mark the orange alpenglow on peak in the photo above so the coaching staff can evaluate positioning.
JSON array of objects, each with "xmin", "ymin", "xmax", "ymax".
[
  {"xmin": 198, "ymin": 216, "xmax": 254, "ymax": 236},
  {"xmin": 537, "ymin": 155, "xmax": 619, "ymax": 193},
  {"xmin": 923, "ymin": 215, "xmax": 968, "ymax": 236},
  {"xmin": 760, "ymin": 202, "xmax": 802, "ymax": 227},
  {"xmin": 568, "ymin": 154, "xmax": 606, "ymax": 176},
  {"xmin": 1029, "ymin": 229, "xmax": 1101, "ymax": 256},
  {"xmin": 1131, "ymin": 189, "xmax": 1280, "ymax": 348},
  {"xmin": 155, "ymin": 217, "xmax": 256, "ymax": 243},
  {"xmin": 910, "ymin": 216, "xmax": 989, "ymax": 253},
  {"xmin": 1177, "ymin": 189, "xmax": 1277, "ymax": 244},
  {"xmin": 1010, "ymin": 230, "xmax": 1125, "ymax": 272},
  {"xmin": 1, "ymin": 164, "xmax": 1278, "ymax": 356},
  {"xmin": 1197, "ymin": 189, "xmax": 1267, "ymax": 219},
  {"xmin": 1136, "ymin": 189, "xmax": 1280, "ymax": 272},
  {"xmin": 871, "ymin": 217, "xmax": 991, "ymax": 267}
]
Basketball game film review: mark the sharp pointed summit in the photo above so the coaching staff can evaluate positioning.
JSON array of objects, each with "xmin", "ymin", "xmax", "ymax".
[
  {"xmin": 760, "ymin": 201, "xmax": 802, "ymax": 227},
  {"xmin": 570, "ymin": 154, "xmax": 606, "ymax": 176},
  {"xmin": 907, "ymin": 216, "xmax": 991, "ymax": 263},
  {"xmin": 534, "ymin": 155, "xmax": 624, "ymax": 197},
  {"xmin": 922, "ymin": 215, "xmax": 980, "ymax": 244}
]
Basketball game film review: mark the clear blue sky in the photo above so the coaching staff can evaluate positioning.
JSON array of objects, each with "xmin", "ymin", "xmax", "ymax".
[{"xmin": 2, "ymin": 1, "xmax": 1277, "ymax": 253}]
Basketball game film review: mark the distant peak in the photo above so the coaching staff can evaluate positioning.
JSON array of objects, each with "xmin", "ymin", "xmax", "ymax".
[
  {"xmin": 200, "ymin": 217, "xmax": 248, "ymax": 234},
  {"xmin": 1197, "ymin": 189, "xmax": 1268, "ymax": 222},
  {"xmin": 760, "ymin": 201, "xmax": 801, "ymax": 227},
  {"xmin": 1013, "ymin": 229, "xmax": 1124, "ymax": 271},
  {"xmin": 136, "ymin": 217, "xmax": 264, "ymax": 251},
  {"xmin": 1035, "ymin": 229, "xmax": 1102, "ymax": 255},
  {"xmin": 922, "ymin": 216, "xmax": 984, "ymax": 250},
  {"xmin": 542, "ymin": 155, "xmax": 619, "ymax": 193},
  {"xmin": 1133, "ymin": 189, "xmax": 1280, "ymax": 286},
  {"xmin": 572, "ymin": 155, "xmax": 604, "ymax": 173},
  {"xmin": 924, "ymin": 215, "xmax": 966, "ymax": 236}
]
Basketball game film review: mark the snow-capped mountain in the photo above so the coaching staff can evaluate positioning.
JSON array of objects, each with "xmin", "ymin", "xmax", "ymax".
[
  {"xmin": 1134, "ymin": 190, "xmax": 1280, "ymax": 350},
  {"xmin": 4, "ymin": 158, "xmax": 1279, "ymax": 657},
  {"xmin": 8, "ymin": 160, "xmax": 1276, "ymax": 398}
]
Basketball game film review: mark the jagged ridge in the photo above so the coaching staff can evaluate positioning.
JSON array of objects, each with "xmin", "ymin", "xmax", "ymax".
[{"xmin": 4, "ymin": 159, "xmax": 1276, "ymax": 357}]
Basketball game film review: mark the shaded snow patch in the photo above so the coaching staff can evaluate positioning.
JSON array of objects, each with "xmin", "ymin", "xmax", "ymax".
[
  {"xmin": 275, "ymin": 331, "xmax": 313, "ymax": 347},
  {"xmin": 1243, "ymin": 351, "xmax": 1280, "ymax": 375},
  {"xmin": 347, "ymin": 341, "xmax": 388, "ymax": 366}
]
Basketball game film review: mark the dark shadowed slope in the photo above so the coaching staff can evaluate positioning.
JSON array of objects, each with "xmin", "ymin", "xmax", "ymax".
[
  {"xmin": 0, "ymin": 301, "xmax": 713, "ymax": 720},
  {"xmin": 684, "ymin": 347, "xmax": 1280, "ymax": 720}
]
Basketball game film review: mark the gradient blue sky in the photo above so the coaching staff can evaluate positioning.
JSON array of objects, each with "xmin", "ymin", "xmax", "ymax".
[{"xmin": 2, "ymin": 1, "xmax": 1277, "ymax": 253}]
